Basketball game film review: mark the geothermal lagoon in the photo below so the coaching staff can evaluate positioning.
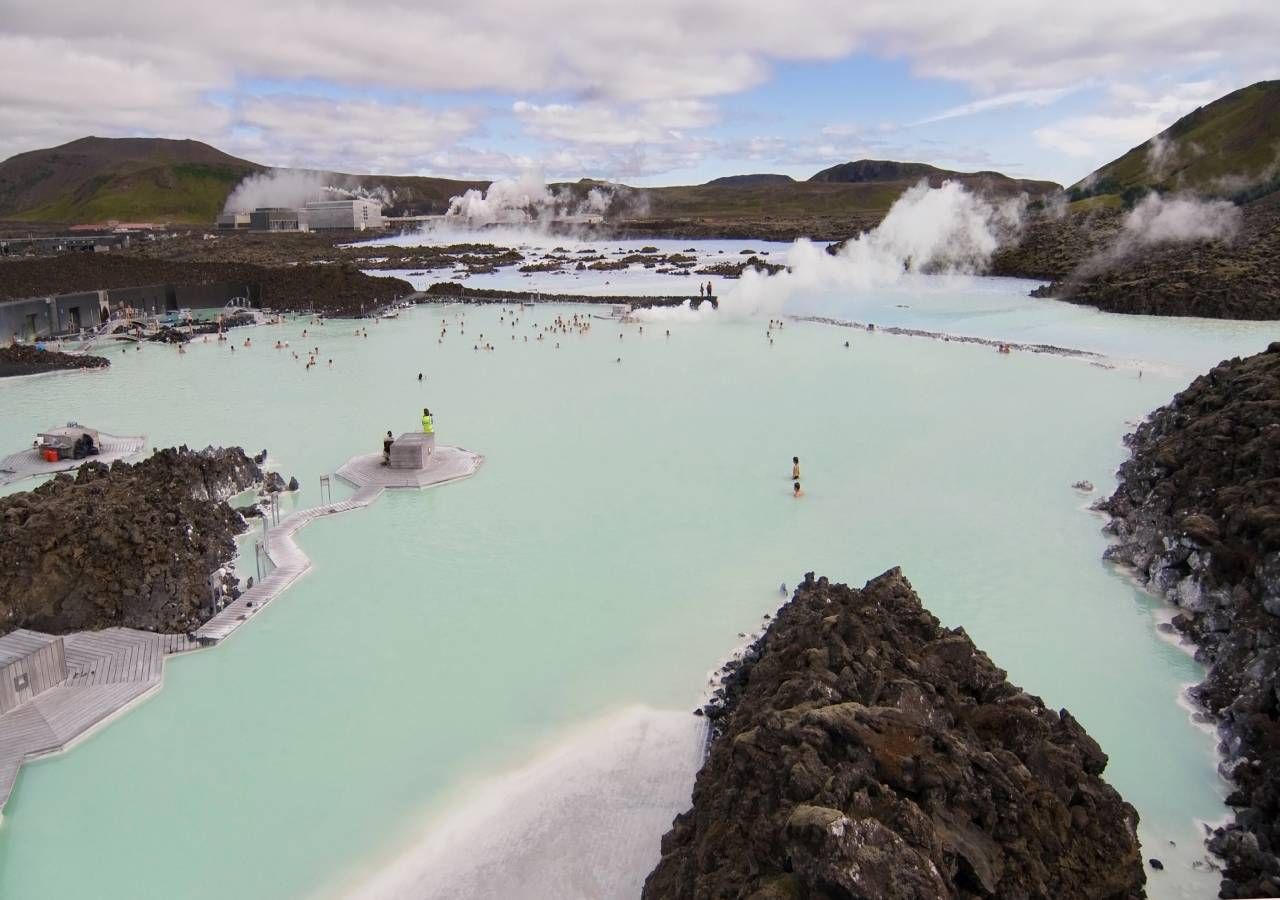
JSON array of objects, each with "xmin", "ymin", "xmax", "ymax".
[{"xmin": 0, "ymin": 233, "xmax": 1276, "ymax": 899}]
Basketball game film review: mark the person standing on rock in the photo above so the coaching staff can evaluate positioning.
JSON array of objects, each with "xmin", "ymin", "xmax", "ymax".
[
  {"xmin": 422, "ymin": 408, "xmax": 434, "ymax": 434},
  {"xmin": 382, "ymin": 431, "xmax": 394, "ymax": 466}
]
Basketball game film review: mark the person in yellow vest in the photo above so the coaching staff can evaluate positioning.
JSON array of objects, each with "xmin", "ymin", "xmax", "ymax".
[{"xmin": 422, "ymin": 408, "xmax": 434, "ymax": 434}]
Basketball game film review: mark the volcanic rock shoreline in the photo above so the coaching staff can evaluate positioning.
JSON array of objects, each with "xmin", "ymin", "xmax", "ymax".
[
  {"xmin": 0, "ymin": 343, "xmax": 109, "ymax": 377},
  {"xmin": 0, "ymin": 446, "xmax": 266, "ymax": 635},
  {"xmin": 645, "ymin": 569, "xmax": 1146, "ymax": 899},
  {"xmin": 1098, "ymin": 342, "xmax": 1280, "ymax": 898}
]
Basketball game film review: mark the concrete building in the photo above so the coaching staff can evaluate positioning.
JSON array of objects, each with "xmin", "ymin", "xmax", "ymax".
[
  {"xmin": 249, "ymin": 207, "xmax": 306, "ymax": 232},
  {"xmin": 0, "ymin": 292, "xmax": 107, "ymax": 341},
  {"xmin": 1, "ymin": 281, "xmax": 259, "ymax": 341},
  {"xmin": 216, "ymin": 212, "xmax": 251, "ymax": 230},
  {"xmin": 0, "ymin": 233, "xmax": 131, "ymax": 256},
  {"xmin": 302, "ymin": 199, "xmax": 384, "ymax": 231}
]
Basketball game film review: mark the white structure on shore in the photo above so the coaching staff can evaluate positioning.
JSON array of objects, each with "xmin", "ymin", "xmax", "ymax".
[
  {"xmin": 217, "ymin": 199, "xmax": 384, "ymax": 232},
  {"xmin": 303, "ymin": 198, "xmax": 384, "ymax": 231}
]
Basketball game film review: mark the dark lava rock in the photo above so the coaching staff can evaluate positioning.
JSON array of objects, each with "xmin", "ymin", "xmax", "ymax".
[
  {"xmin": 1099, "ymin": 343, "xmax": 1280, "ymax": 896},
  {"xmin": 0, "ymin": 445, "xmax": 263, "ymax": 635},
  {"xmin": 995, "ymin": 194, "xmax": 1280, "ymax": 320},
  {"xmin": 147, "ymin": 326, "xmax": 190, "ymax": 344},
  {"xmin": 0, "ymin": 344, "xmax": 110, "ymax": 378},
  {"xmin": 644, "ymin": 569, "xmax": 1145, "ymax": 900},
  {"xmin": 287, "ymin": 476, "xmax": 299, "ymax": 492}
]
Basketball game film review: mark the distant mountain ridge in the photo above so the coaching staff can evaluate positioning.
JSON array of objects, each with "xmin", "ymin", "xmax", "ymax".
[
  {"xmin": 809, "ymin": 160, "xmax": 944, "ymax": 183},
  {"xmin": 702, "ymin": 173, "xmax": 796, "ymax": 187},
  {"xmin": 0, "ymin": 138, "xmax": 1061, "ymax": 229}
]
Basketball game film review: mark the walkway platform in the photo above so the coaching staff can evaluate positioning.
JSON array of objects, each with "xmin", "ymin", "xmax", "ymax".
[
  {"xmin": 0, "ymin": 443, "xmax": 482, "ymax": 815},
  {"xmin": 0, "ymin": 628, "xmax": 197, "ymax": 812},
  {"xmin": 195, "ymin": 445, "xmax": 481, "ymax": 643},
  {"xmin": 0, "ymin": 431, "xmax": 146, "ymax": 488}
]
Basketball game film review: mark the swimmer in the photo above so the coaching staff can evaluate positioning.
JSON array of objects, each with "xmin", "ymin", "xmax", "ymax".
[
  {"xmin": 792, "ymin": 457, "xmax": 800, "ymax": 480},
  {"xmin": 793, "ymin": 481, "xmax": 804, "ymax": 498},
  {"xmin": 418, "ymin": 373, "xmax": 423, "ymax": 381}
]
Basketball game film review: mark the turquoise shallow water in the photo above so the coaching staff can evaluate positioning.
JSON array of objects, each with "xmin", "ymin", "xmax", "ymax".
[{"xmin": 0, "ymin": 259, "xmax": 1276, "ymax": 898}]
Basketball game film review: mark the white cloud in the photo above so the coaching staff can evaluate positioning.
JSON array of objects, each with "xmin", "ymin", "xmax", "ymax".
[
  {"xmin": 1, "ymin": 1, "xmax": 1278, "ymax": 179},
  {"xmin": 913, "ymin": 84, "xmax": 1082, "ymax": 125},
  {"xmin": 233, "ymin": 97, "xmax": 480, "ymax": 173},
  {"xmin": 1033, "ymin": 80, "xmax": 1226, "ymax": 163},
  {"xmin": 513, "ymin": 100, "xmax": 716, "ymax": 145}
]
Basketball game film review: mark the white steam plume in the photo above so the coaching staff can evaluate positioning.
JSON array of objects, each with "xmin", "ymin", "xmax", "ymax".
[
  {"xmin": 1120, "ymin": 193, "xmax": 1241, "ymax": 246},
  {"xmin": 444, "ymin": 172, "xmax": 644, "ymax": 229},
  {"xmin": 641, "ymin": 180, "xmax": 1025, "ymax": 322},
  {"xmin": 223, "ymin": 169, "xmax": 392, "ymax": 213}
]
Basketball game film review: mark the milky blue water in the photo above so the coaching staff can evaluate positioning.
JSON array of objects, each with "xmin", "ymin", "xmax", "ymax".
[{"xmin": 0, "ymin": 239, "xmax": 1276, "ymax": 898}]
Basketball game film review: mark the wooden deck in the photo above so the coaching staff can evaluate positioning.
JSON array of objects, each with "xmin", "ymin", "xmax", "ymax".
[
  {"xmin": 0, "ymin": 628, "xmax": 197, "ymax": 812},
  {"xmin": 0, "ymin": 444, "xmax": 482, "ymax": 815},
  {"xmin": 0, "ymin": 431, "xmax": 146, "ymax": 488}
]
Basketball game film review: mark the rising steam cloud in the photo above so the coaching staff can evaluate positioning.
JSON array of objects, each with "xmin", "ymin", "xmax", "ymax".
[
  {"xmin": 223, "ymin": 169, "xmax": 393, "ymax": 213},
  {"xmin": 445, "ymin": 172, "xmax": 644, "ymax": 228},
  {"xmin": 1121, "ymin": 193, "xmax": 1241, "ymax": 246},
  {"xmin": 642, "ymin": 180, "xmax": 1026, "ymax": 322}
]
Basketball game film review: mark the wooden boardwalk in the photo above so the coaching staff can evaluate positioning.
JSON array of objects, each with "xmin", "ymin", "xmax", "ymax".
[
  {"xmin": 196, "ymin": 445, "xmax": 482, "ymax": 642},
  {"xmin": 0, "ymin": 628, "xmax": 197, "ymax": 812},
  {"xmin": 0, "ymin": 431, "xmax": 146, "ymax": 488},
  {"xmin": 0, "ymin": 444, "xmax": 482, "ymax": 815}
]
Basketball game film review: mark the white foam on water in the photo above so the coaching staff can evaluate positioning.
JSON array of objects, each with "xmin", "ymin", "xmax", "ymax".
[{"xmin": 343, "ymin": 706, "xmax": 706, "ymax": 900}]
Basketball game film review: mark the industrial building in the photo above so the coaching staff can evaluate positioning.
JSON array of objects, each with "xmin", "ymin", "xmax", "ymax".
[
  {"xmin": 248, "ymin": 207, "xmax": 304, "ymax": 232},
  {"xmin": 1, "ymin": 281, "xmax": 259, "ymax": 342},
  {"xmin": 217, "ymin": 199, "xmax": 384, "ymax": 232},
  {"xmin": 302, "ymin": 198, "xmax": 383, "ymax": 230}
]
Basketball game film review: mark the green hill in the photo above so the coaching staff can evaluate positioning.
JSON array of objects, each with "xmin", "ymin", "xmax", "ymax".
[
  {"xmin": 0, "ymin": 137, "xmax": 487, "ymax": 225},
  {"xmin": 1068, "ymin": 80, "xmax": 1280, "ymax": 205},
  {"xmin": 0, "ymin": 137, "xmax": 263, "ymax": 224}
]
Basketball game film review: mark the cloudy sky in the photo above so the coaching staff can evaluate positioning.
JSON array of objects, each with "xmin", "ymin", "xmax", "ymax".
[{"xmin": 2, "ymin": 1, "xmax": 1277, "ymax": 187}]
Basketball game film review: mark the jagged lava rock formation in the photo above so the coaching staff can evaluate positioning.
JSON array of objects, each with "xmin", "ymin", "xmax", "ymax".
[
  {"xmin": 645, "ymin": 569, "xmax": 1145, "ymax": 900},
  {"xmin": 0, "ymin": 344, "xmax": 109, "ymax": 377},
  {"xmin": 0, "ymin": 446, "xmax": 263, "ymax": 635},
  {"xmin": 1099, "ymin": 342, "xmax": 1280, "ymax": 897}
]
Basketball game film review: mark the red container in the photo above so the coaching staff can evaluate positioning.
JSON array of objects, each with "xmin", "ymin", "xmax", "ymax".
[{"xmin": 42, "ymin": 449, "xmax": 59, "ymax": 463}]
